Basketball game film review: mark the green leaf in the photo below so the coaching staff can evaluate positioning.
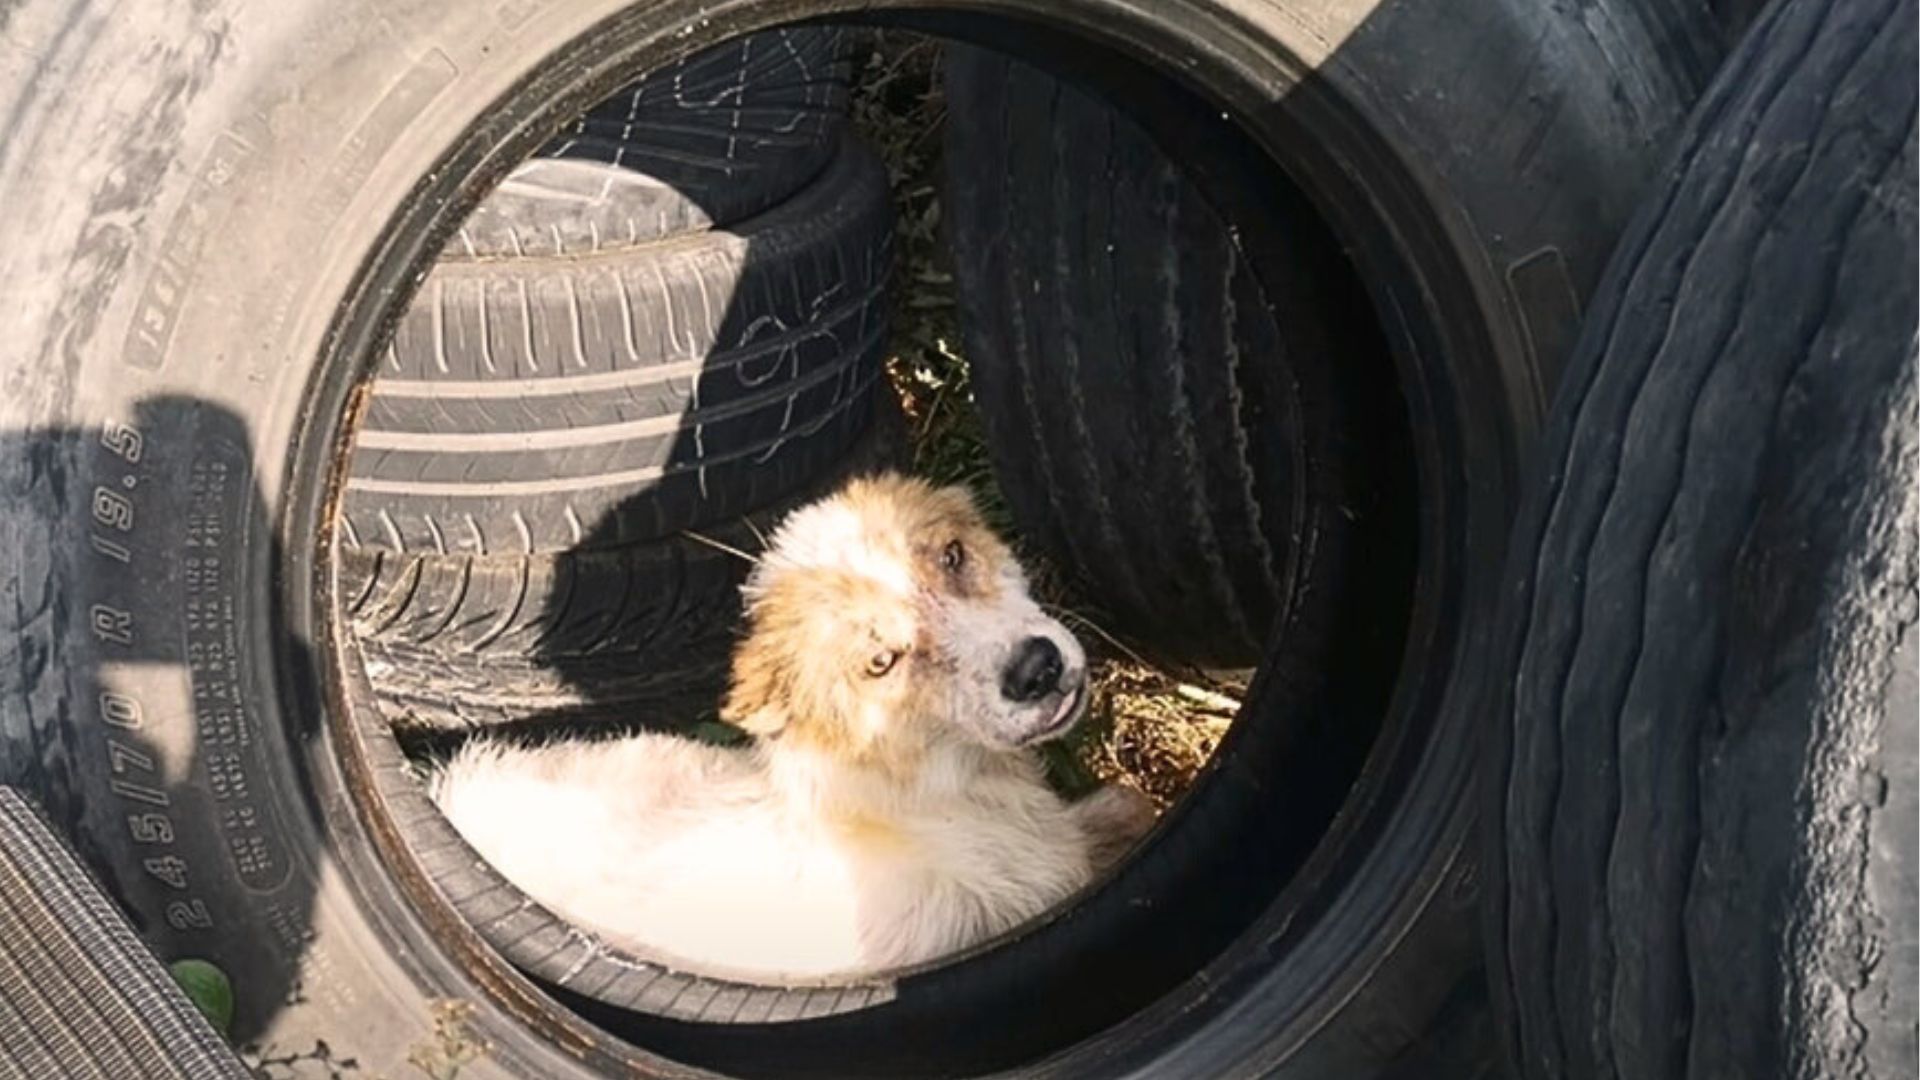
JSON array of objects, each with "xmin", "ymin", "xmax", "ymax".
[
  {"xmin": 1040, "ymin": 741, "xmax": 1102, "ymax": 800},
  {"xmin": 688, "ymin": 719, "xmax": 749, "ymax": 746},
  {"xmin": 168, "ymin": 958, "xmax": 234, "ymax": 1036}
]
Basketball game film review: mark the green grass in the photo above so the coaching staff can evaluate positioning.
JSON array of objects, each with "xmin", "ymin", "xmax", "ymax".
[{"xmin": 848, "ymin": 33, "xmax": 1015, "ymax": 532}]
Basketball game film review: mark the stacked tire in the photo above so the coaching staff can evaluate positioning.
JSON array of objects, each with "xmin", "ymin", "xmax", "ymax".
[
  {"xmin": 941, "ymin": 47, "xmax": 1373, "ymax": 669},
  {"xmin": 339, "ymin": 27, "xmax": 898, "ymax": 730}
]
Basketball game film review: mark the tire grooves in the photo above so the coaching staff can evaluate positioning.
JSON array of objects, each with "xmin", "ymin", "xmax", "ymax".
[
  {"xmin": 357, "ymin": 320, "xmax": 880, "ymax": 447},
  {"xmin": 1489, "ymin": 2, "xmax": 1917, "ymax": 1076},
  {"xmin": 523, "ymin": 553, "xmax": 580, "ymax": 659},
  {"xmin": 348, "ymin": 369, "xmax": 877, "ymax": 497},
  {"xmin": 414, "ymin": 556, "xmax": 473, "ymax": 645},
  {"xmin": 1219, "ymin": 239, "xmax": 1285, "ymax": 613},
  {"xmin": 1049, "ymin": 77, "xmax": 1149, "ymax": 620},
  {"xmin": 944, "ymin": 47, "xmax": 1352, "ymax": 664},
  {"xmin": 346, "ymin": 135, "xmax": 891, "ymax": 552},
  {"xmin": 575, "ymin": 112, "xmax": 840, "ymax": 144},
  {"xmin": 366, "ymin": 557, "xmax": 426, "ymax": 637},
  {"xmin": 604, "ymin": 541, "xmax": 682, "ymax": 659},
  {"xmin": 1496, "ymin": 4, "xmax": 1838, "ymax": 1067},
  {"xmin": 984, "ymin": 56, "xmax": 1070, "ymax": 565},
  {"xmin": 1597, "ymin": 15, "xmax": 1900, "ymax": 1075},
  {"xmin": 464, "ymin": 555, "xmax": 530, "ymax": 652},
  {"xmin": 343, "ymin": 548, "xmax": 382, "ymax": 615},
  {"xmin": 1157, "ymin": 161, "xmax": 1252, "ymax": 644},
  {"xmin": 453, "ymin": 27, "xmax": 850, "ymax": 259}
]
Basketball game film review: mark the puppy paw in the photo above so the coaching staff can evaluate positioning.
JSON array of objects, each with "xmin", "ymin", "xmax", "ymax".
[{"xmin": 1074, "ymin": 784, "xmax": 1158, "ymax": 870}]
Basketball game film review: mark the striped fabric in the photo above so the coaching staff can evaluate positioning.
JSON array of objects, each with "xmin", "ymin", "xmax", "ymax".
[{"xmin": 0, "ymin": 787, "xmax": 248, "ymax": 1079}]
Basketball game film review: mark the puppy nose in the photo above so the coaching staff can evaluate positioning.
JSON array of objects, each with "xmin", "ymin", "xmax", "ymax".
[{"xmin": 1001, "ymin": 637, "xmax": 1065, "ymax": 703}]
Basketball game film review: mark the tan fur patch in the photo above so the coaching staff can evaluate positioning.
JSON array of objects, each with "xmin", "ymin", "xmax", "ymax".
[
  {"xmin": 723, "ymin": 566, "xmax": 919, "ymax": 767},
  {"xmin": 831, "ymin": 809, "xmax": 909, "ymax": 855},
  {"xmin": 835, "ymin": 474, "xmax": 1011, "ymax": 601},
  {"xmin": 722, "ymin": 473, "xmax": 1019, "ymax": 779}
]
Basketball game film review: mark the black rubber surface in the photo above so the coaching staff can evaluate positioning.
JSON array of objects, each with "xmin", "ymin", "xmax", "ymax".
[
  {"xmin": 0, "ymin": 787, "xmax": 249, "ymax": 1080},
  {"xmin": 1478, "ymin": 0, "xmax": 1919, "ymax": 1076},
  {"xmin": 345, "ymin": 531, "xmax": 743, "ymax": 731},
  {"xmin": 942, "ymin": 47, "xmax": 1361, "ymax": 667},
  {"xmin": 343, "ymin": 397, "xmax": 906, "ymax": 732},
  {"xmin": 454, "ymin": 25, "xmax": 850, "ymax": 258},
  {"xmin": 344, "ymin": 131, "xmax": 893, "ymax": 554}
]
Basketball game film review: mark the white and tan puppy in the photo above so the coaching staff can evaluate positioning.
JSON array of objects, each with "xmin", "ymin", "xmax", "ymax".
[{"xmin": 430, "ymin": 473, "xmax": 1155, "ymax": 979}]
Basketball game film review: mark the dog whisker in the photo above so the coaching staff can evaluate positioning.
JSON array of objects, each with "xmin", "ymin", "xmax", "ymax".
[
  {"xmin": 741, "ymin": 515, "xmax": 770, "ymax": 553},
  {"xmin": 1047, "ymin": 605, "xmax": 1150, "ymax": 668},
  {"xmin": 681, "ymin": 528, "xmax": 762, "ymax": 564}
]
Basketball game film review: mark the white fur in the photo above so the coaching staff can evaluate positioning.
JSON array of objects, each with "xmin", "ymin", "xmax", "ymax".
[
  {"xmin": 431, "ymin": 734, "xmax": 1106, "ymax": 977},
  {"xmin": 759, "ymin": 498, "xmax": 921, "ymax": 597},
  {"xmin": 430, "ymin": 478, "xmax": 1150, "ymax": 979}
]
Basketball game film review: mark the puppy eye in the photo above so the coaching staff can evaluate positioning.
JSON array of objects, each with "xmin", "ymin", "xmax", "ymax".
[
  {"xmin": 864, "ymin": 649, "xmax": 902, "ymax": 678},
  {"xmin": 941, "ymin": 540, "xmax": 966, "ymax": 573}
]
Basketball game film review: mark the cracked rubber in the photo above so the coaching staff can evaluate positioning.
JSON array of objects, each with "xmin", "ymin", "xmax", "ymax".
[
  {"xmin": 453, "ymin": 25, "xmax": 850, "ymax": 258},
  {"xmin": 342, "ymin": 132, "xmax": 893, "ymax": 554},
  {"xmin": 1479, "ymin": 0, "xmax": 1919, "ymax": 1075}
]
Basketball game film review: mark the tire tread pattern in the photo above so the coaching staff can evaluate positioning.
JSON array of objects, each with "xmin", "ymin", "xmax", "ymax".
[
  {"xmin": 344, "ymin": 134, "xmax": 893, "ymax": 553},
  {"xmin": 1481, "ymin": 1, "xmax": 1919, "ymax": 1076},
  {"xmin": 454, "ymin": 26, "xmax": 852, "ymax": 257},
  {"xmin": 343, "ymin": 400, "xmax": 907, "ymax": 730},
  {"xmin": 941, "ymin": 48, "xmax": 1352, "ymax": 665}
]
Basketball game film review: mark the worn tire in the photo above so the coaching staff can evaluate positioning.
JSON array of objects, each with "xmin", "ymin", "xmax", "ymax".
[
  {"xmin": 343, "ymin": 397, "xmax": 906, "ymax": 732},
  {"xmin": 1479, "ymin": 0, "xmax": 1920, "ymax": 1076},
  {"xmin": 455, "ymin": 24, "xmax": 851, "ymax": 257},
  {"xmin": 346, "ymin": 536, "xmax": 740, "ymax": 731},
  {"xmin": 937, "ymin": 0, "xmax": 1719, "ymax": 667},
  {"xmin": 943, "ymin": 47, "xmax": 1360, "ymax": 666},
  {"xmin": 343, "ymin": 131, "xmax": 893, "ymax": 554}
]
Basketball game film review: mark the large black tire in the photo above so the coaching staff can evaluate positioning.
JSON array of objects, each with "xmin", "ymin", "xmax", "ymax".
[
  {"xmin": 943, "ymin": 48, "xmax": 1360, "ymax": 667},
  {"xmin": 343, "ymin": 131, "xmax": 893, "ymax": 554},
  {"xmin": 1478, "ymin": 0, "xmax": 1919, "ymax": 1076},
  {"xmin": 936, "ymin": 0, "xmax": 1719, "ymax": 668},
  {"xmin": 0, "ymin": 1, "xmax": 1715, "ymax": 1077},
  {"xmin": 456, "ymin": 25, "xmax": 852, "ymax": 257}
]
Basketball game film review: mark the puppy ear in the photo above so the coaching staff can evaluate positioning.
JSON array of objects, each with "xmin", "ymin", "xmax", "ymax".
[{"xmin": 721, "ymin": 632, "xmax": 790, "ymax": 737}]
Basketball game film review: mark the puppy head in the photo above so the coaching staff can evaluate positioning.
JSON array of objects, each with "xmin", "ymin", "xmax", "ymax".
[{"xmin": 721, "ymin": 473, "xmax": 1088, "ymax": 760}]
